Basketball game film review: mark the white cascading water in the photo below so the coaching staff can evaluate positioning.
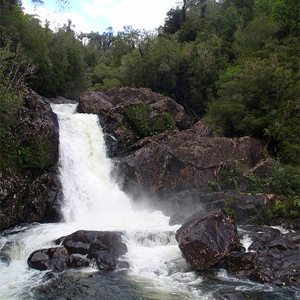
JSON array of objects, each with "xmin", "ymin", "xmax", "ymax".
[
  {"xmin": 0, "ymin": 104, "xmax": 207, "ymax": 299},
  {"xmin": 56, "ymin": 104, "xmax": 172, "ymax": 230}
]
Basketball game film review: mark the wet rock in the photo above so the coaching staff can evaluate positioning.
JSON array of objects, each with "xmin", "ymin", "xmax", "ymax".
[
  {"xmin": 227, "ymin": 227, "xmax": 300, "ymax": 288},
  {"xmin": 27, "ymin": 247, "xmax": 68, "ymax": 271},
  {"xmin": 227, "ymin": 252, "xmax": 256, "ymax": 273},
  {"xmin": 176, "ymin": 209, "xmax": 238, "ymax": 271},
  {"xmin": 28, "ymin": 230, "xmax": 129, "ymax": 272},
  {"xmin": 66, "ymin": 255, "xmax": 90, "ymax": 268},
  {"xmin": 94, "ymin": 251, "xmax": 117, "ymax": 271},
  {"xmin": 58, "ymin": 230, "xmax": 127, "ymax": 257},
  {"xmin": 117, "ymin": 260, "xmax": 130, "ymax": 269}
]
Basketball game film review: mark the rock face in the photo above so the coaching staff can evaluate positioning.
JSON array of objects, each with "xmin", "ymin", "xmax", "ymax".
[
  {"xmin": 0, "ymin": 88, "xmax": 62, "ymax": 230},
  {"xmin": 175, "ymin": 209, "xmax": 238, "ymax": 271},
  {"xmin": 28, "ymin": 230, "xmax": 128, "ymax": 271},
  {"xmin": 0, "ymin": 172, "xmax": 61, "ymax": 230},
  {"xmin": 117, "ymin": 131, "xmax": 265, "ymax": 197}
]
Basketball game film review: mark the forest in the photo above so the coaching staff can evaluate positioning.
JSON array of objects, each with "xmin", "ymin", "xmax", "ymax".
[{"xmin": 0, "ymin": 1, "xmax": 299, "ymax": 180}]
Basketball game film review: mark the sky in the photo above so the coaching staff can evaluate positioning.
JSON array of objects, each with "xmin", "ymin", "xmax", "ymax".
[{"xmin": 23, "ymin": 0, "xmax": 181, "ymax": 34}]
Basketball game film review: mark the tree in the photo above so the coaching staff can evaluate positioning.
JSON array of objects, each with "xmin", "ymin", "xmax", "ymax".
[
  {"xmin": 162, "ymin": 7, "xmax": 183, "ymax": 34},
  {"xmin": 234, "ymin": 13, "xmax": 279, "ymax": 55},
  {"xmin": 271, "ymin": 0, "xmax": 300, "ymax": 38}
]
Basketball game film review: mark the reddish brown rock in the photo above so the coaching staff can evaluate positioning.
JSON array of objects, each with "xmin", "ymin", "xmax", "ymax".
[{"xmin": 175, "ymin": 209, "xmax": 238, "ymax": 271}]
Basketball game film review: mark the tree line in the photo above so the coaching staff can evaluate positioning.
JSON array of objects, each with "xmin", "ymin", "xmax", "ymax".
[{"xmin": 0, "ymin": 0, "xmax": 299, "ymax": 168}]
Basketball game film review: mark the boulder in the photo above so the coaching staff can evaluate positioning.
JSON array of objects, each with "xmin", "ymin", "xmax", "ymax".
[
  {"xmin": 27, "ymin": 247, "xmax": 90, "ymax": 271},
  {"xmin": 57, "ymin": 230, "xmax": 128, "ymax": 257},
  {"xmin": 175, "ymin": 209, "xmax": 238, "ymax": 271},
  {"xmin": 27, "ymin": 247, "xmax": 69, "ymax": 271},
  {"xmin": 77, "ymin": 91, "xmax": 113, "ymax": 114},
  {"xmin": 28, "ymin": 230, "xmax": 129, "ymax": 272}
]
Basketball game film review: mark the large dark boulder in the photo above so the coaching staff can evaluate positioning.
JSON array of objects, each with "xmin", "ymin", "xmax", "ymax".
[
  {"xmin": 57, "ymin": 230, "xmax": 128, "ymax": 258},
  {"xmin": 27, "ymin": 230, "xmax": 129, "ymax": 272},
  {"xmin": 175, "ymin": 209, "xmax": 239, "ymax": 271}
]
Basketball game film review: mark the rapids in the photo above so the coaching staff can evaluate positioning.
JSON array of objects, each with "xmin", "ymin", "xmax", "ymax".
[{"xmin": 0, "ymin": 104, "xmax": 298, "ymax": 299}]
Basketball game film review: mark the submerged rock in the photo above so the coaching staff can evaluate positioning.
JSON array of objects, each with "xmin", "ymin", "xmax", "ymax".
[
  {"xmin": 28, "ymin": 230, "xmax": 128, "ymax": 272},
  {"xmin": 175, "ymin": 209, "xmax": 238, "ymax": 271}
]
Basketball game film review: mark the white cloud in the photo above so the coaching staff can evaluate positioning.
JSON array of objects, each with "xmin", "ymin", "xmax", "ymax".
[
  {"xmin": 81, "ymin": 0, "xmax": 179, "ymax": 32},
  {"xmin": 23, "ymin": 0, "xmax": 180, "ymax": 33}
]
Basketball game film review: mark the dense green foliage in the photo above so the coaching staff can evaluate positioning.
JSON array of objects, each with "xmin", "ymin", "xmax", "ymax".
[{"xmin": 0, "ymin": 0, "xmax": 299, "ymax": 194}]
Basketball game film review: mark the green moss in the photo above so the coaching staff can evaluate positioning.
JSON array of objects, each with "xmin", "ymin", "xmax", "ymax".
[
  {"xmin": 123, "ymin": 103, "xmax": 175, "ymax": 137},
  {"xmin": 223, "ymin": 208, "xmax": 236, "ymax": 219}
]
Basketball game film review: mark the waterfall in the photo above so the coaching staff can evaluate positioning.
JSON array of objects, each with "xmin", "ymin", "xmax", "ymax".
[
  {"xmin": 55, "ymin": 103, "xmax": 172, "ymax": 231},
  {"xmin": 0, "ymin": 104, "xmax": 295, "ymax": 300}
]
